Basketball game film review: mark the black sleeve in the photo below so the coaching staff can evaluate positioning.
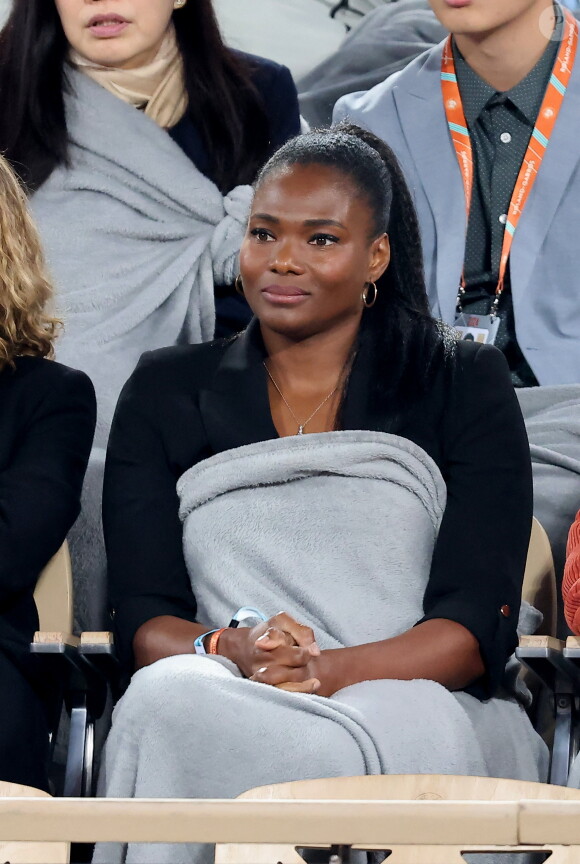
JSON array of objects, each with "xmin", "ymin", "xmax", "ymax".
[
  {"xmin": 0, "ymin": 367, "xmax": 96, "ymax": 603},
  {"xmin": 103, "ymin": 353, "xmax": 202, "ymax": 671},
  {"xmin": 417, "ymin": 343, "xmax": 533, "ymax": 699}
]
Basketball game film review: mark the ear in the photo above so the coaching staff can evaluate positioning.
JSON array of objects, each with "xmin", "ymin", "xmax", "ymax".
[{"xmin": 367, "ymin": 233, "xmax": 390, "ymax": 283}]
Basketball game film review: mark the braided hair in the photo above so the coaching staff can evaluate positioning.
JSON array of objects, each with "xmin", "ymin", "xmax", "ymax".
[{"xmin": 255, "ymin": 123, "xmax": 456, "ymax": 420}]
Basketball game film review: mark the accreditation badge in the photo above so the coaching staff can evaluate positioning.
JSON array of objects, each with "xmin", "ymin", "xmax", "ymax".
[{"xmin": 454, "ymin": 313, "xmax": 501, "ymax": 345}]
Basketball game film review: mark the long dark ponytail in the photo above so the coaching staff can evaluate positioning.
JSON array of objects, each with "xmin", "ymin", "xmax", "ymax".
[
  {"xmin": 0, "ymin": 0, "xmax": 271, "ymax": 192},
  {"xmin": 255, "ymin": 123, "xmax": 456, "ymax": 419}
]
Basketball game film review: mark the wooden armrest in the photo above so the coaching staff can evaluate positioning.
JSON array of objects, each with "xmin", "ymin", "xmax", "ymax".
[
  {"xmin": 80, "ymin": 631, "xmax": 114, "ymax": 646},
  {"xmin": 565, "ymin": 636, "xmax": 580, "ymax": 654},
  {"xmin": 33, "ymin": 632, "xmax": 80, "ymax": 647},
  {"xmin": 516, "ymin": 636, "xmax": 572, "ymax": 690},
  {"xmin": 518, "ymin": 635, "xmax": 565, "ymax": 651}
]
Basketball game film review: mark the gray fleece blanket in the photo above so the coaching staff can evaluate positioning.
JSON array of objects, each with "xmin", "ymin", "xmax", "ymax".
[
  {"xmin": 298, "ymin": 0, "xmax": 446, "ymax": 126},
  {"xmin": 30, "ymin": 69, "xmax": 251, "ymax": 445},
  {"xmin": 95, "ymin": 432, "xmax": 546, "ymax": 864}
]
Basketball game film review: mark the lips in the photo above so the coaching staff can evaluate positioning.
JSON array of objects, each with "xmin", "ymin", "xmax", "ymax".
[
  {"xmin": 443, "ymin": 0, "xmax": 472, "ymax": 7},
  {"xmin": 88, "ymin": 13, "xmax": 129, "ymax": 26},
  {"xmin": 87, "ymin": 13, "xmax": 130, "ymax": 37},
  {"xmin": 262, "ymin": 285, "xmax": 307, "ymax": 297},
  {"xmin": 261, "ymin": 284, "xmax": 309, "ymax": 305}
]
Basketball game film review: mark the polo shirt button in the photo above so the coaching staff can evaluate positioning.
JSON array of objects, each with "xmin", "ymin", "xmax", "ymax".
[
  {"xmin": 500, "ymin": 132, "xmax": 512, "ymax": 144},
  {"xmin": 500, "ymin": 605, "xmax": 511, "ymax": 617},
  {"xmin": 499, "ymin": 214, "xmax": 507, "ymax": 225}
]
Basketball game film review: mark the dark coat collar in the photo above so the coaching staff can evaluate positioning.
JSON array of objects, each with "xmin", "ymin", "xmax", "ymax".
[{"xmin": 198, "ymin": 319, "xmax": 383, "ymax": 454}]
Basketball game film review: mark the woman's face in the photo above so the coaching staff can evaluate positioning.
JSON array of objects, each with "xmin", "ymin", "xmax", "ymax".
[
  {"xmin": 239, "ymin": 163, "xmax": 390, "ymax": 341},
  {"xmin": 54, "ymin": 0, "xmax": 176, "ymax": 68}
]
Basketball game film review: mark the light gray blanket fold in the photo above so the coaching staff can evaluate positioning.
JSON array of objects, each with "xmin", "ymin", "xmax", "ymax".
[
  {"xmin": 95, "ymin": 432, "xmax": 546, "ymax": 864},
  {"xmin": 30, "ymin": 69, "xmax": 252, "ymax": 444},
  {"xmin": 298, "ymin": 0, "xmax": 446, "ymax": 126},
  {"xmin": 516, "ymin": 385, "xmax": 580, "ymax": 632}
]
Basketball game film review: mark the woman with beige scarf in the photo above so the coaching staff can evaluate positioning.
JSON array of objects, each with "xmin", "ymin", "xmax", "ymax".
[{"xmin": 0, "ymin": 0, "xmax": 300, "ymax": 632}]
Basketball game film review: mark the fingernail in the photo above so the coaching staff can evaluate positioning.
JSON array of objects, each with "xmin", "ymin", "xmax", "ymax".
[
  {"xmin": 312, "ymin": 679, "xmax": 321, "ymax": 692},
  {"xmin": 309, "ymin": 643, "xmax": 321, "ymax": 656}
]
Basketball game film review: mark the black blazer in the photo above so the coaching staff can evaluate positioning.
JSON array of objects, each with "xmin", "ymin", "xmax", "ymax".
[
  {"xmin": 104, "ymin": 321, "xmax": 533, "ymax": 698},
  {"xmin": 0, "ymin": 357, "xmax": 95, "ymax": 665}
]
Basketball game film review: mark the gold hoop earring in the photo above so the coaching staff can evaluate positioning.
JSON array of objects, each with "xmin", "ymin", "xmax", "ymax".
[
  {"xmin": 362, "ymin": 281, "xmax": 378, "ymax": 308},
  {"xmin": 173, "ymin": 0, "xmax": 187, "ymax": 8},
  {"xmin": 235, "ymin": 275, "xmax": 244, "ymax": 296}
]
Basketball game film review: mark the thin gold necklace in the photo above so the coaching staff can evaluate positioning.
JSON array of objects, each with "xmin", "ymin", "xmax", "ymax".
[{"xmin": 263, "ymin": 361, "xmax": 338, "ymax": 435}]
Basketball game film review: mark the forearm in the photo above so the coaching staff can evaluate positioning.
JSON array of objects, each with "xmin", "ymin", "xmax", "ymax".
[
  {"xmin": 133, "ymin": 616, "xmax": 213, "ymax": 670},
  {"xmin": 133, "ymin": 613, "xmax": 317, "ymax": 680},
  {"xmin": 313, "ymin": 619, "xmax": 485, "ymax": 697}
]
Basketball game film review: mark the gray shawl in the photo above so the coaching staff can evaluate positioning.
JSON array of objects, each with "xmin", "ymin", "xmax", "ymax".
[{"xmin": 30, "ymin": 70, "xmax": 252, "ymax": 444}]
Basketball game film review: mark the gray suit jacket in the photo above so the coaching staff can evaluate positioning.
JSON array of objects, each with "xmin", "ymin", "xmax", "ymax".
[{"xmin": 334, "ymin": 36, "xmax": 580, "ymax": 385}]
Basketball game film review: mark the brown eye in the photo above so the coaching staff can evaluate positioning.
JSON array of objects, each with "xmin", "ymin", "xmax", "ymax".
[
  {"xmin": 250, "ymin": 228, "xmax": 274, "ymax": 242},
  {"xmin": 309, "ymin": 234, "xmax": 339, "ymax": 247}
]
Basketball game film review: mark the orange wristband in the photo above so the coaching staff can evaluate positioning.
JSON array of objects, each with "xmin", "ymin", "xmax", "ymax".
[{"xmin": 208, "ymin": 627, "xmax": 227, "ymax": 655}]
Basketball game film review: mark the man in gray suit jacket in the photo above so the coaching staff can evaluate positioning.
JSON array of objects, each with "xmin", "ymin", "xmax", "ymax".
[{"xmin": 335, "ymin": 0, "xmax": 580, "ymax": 387}]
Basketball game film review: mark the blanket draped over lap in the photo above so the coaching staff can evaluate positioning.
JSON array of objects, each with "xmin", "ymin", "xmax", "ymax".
[
  {"xmin": 94, "ymin": 432, "xmax": 546, "ymax": 864},
  {"xmin": 30, "ymin": 70, "xmax": 252, "ymax": 443},
  {"xmin": 517, "ymin": 385, "xmax": 580, "ymax": 630}
]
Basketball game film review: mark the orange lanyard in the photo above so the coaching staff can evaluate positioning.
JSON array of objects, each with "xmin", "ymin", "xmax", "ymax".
[{"xmin": 441, "ymin": 8, "xmax": 578, "ymax": 312}]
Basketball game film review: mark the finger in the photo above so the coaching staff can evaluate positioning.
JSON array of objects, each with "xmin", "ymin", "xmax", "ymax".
[
  {"xmin": 250, "ymin": 664, "xmax": 313, "ymax": 687},
  {"xmin": 270, "ymin": 613, "xmax": 321, "ymax": 655},
  {"xmin": 254, "ymin": 644, "xmax": 313, "ymax": 669},
  {"xmin": 276, "ymin": 679, "xmax": 321, "ymax": 694},
  {"xmin": 255, "ymin": 627, "xmax": 294, "ymax": 650}
]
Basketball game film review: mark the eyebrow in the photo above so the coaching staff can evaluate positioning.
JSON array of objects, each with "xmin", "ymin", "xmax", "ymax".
[{"xmin": 251, "ymin": 214, "xmax": 346, "ymax": 230}]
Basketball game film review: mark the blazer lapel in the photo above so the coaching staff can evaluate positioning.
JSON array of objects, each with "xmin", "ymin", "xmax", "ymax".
[
  {"xmin": 392, "ymin": 45, "xmax": 466, "ymax": 323},
  {"xmin": 199, "ymin": 321, "xmax": 278, "ymax": 453},
  {"xmin": 511, "ymin": 55, "xmax": 580, "ymax": 304}
]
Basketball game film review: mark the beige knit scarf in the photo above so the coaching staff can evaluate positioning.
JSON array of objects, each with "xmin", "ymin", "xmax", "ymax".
[{"xmin": 70, "ymin": 25, "xmax": 188, "ymax": 129}]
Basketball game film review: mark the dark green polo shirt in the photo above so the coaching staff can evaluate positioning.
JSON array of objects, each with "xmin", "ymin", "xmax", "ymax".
[{"xmin": 452, "ymin": 4, "xmax": 563, "ymax": 387}]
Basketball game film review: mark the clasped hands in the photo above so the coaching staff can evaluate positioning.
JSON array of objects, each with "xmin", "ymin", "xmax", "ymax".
[{"xmin": 219, "ymin": 612, "xmax": 323, "ymax": 695}]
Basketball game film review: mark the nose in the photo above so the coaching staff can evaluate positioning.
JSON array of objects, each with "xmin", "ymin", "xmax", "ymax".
[{"xmin": 270, "ymin": 238, "xmax": 304, "ymax": 276}]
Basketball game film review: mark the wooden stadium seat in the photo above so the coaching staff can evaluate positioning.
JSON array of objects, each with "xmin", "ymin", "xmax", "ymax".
[{"xmin": 0, "ymin": 782, "xmax": 68, "ymax": 863}]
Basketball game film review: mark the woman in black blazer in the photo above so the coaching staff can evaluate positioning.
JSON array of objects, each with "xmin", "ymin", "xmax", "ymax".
[
  {"xmin": 0, "ymin": 157, "xmax": 96, "ymax": 790},
  {"xmin": 105, "ymin": 124, "xmax": 534, "ymax": 697},
  {"xmin": 97, "ymin": 128, "xmax": 546, "ymax": 856}
]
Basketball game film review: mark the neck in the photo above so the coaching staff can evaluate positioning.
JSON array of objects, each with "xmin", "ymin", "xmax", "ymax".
[
  {"xmin": 260, "ymin": 317, "xmax": 360, "ymax": 394},
  {"xmin": 454, "ymin": 0, "xmax": 555, "ymax": 91}
]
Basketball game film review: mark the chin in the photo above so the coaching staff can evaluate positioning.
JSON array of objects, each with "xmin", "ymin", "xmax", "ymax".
[
  {"xmin": 256, "ymin": 308, "xmax": 316, "ymax": 340},
  {"xmin": 430, "ymin": 2, "xmax": 486, "ymax": 31}
]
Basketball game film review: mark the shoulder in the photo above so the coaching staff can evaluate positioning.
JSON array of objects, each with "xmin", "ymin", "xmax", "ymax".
[
  {"xmin": 234, "ymin": 50, "xmax": 298, "ymax": 129},
  {"xmin": 443, "ymin": 340, "xmax": 526, "ymax": 442},
  {"xmin": 122, "ymin": 339, "xmax": 231, "ymax": 401},
  {"xmin": 334, "ymin": 41, "xmax": 444, "ymax": 122},
  {"xmin": 9, "ymin": 356, "xmax": 95, "ymax": 407},
  {"xmin": 235, "ymin": 50, "xmax": 295, "ymax": 92},
  {"xmin": 453, "ymin": 340, "xmax": 512, "ymax": 387}
]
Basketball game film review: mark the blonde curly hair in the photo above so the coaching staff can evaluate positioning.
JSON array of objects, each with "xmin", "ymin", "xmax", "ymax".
[{"xmin": 0, "ymin": 153, "xmax": 60, "ymax": 369}]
